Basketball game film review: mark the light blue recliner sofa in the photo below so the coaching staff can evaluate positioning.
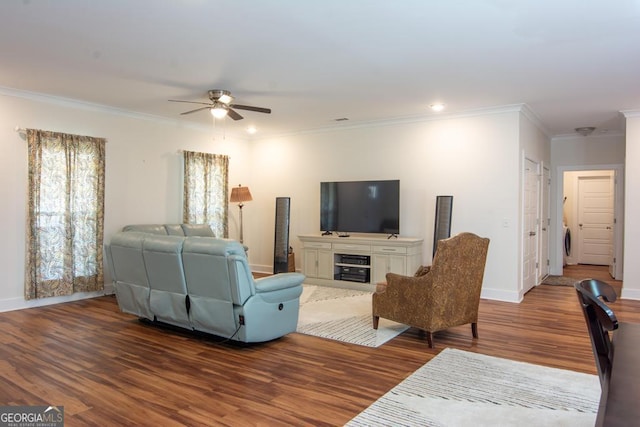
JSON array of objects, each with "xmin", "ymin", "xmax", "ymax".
[{"xmin": 105, "ymin": 224, "xmax": 305, "ymax": 343}]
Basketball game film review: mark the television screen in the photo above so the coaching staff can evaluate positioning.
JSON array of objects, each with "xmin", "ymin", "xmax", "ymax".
[{"xmin": 320, "ymin": 180, "xmax": 400, "ymax": 235}]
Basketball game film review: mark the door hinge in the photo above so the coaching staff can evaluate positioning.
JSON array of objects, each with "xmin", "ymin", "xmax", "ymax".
[{"xmin": 535, "ymin": 262, "xmax": 539, "ymax": 268}]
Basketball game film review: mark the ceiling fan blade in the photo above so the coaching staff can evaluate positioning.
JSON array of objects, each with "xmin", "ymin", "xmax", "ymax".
[
  {"xmin": 229, "ymin": 104, "xmax": 271, "ymax": 114},
  {"xmin": 181, "ymin": 106, "xmax": 211, "ymax": 115},
  {"xmin": 227, "ymin": 108, "xmax": 244, "ymax": 121},
  {"xmin": 169, "ymin": 99, "xmax": 212, "ymax": 106}
]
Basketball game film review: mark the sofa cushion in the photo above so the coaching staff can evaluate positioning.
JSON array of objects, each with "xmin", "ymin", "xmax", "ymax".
[
  {"xmin": 181, "ymin": 223, "xmax": 215, "ymax": 237},
  {"xmin": 122, "ymin": 224, "xmax": 168, "ymax": 235},
  {"xmin": 109, "ymin": 232, "xmax": 149, "ymax": 285},
  {"xmin": 164, "ymin": 224, "xmax": 185, "ymax": 236},
  {"xmin": 142, "ymin": 235, "xmax": 190, "ymax": 328}
]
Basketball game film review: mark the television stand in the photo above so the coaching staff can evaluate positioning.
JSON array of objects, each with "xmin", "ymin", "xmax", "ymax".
[
  {"xmin": 298, "ymin": 234, "xmax": 423, "ymax": 291},
  {"xmin": 387, "ymin": 234, "xmax": 398, "ymax": 239},
  {"xmin": 321, "ymin": 231, "xmax": 333, "ymax": 236}
]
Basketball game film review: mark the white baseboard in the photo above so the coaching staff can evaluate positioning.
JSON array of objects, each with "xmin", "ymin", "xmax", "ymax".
[
  {"xmin": 0, "ymin": 288, "xmax": 112, "ymax": 313},
  {"xmin": 480, "ymin": 287, "xmax": 522, "ymax": 303},
  {"xmin": 621, "ymin": 287, "xmax": 640, "ymax": 300}
]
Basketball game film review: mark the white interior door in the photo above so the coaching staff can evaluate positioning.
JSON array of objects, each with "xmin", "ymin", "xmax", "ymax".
[
  {"xmin": 538, "ymin": 166, "xmax": 550, "ymax": 281},
  {"xmin": 523, "ymin": 159, "xmax": 539, "ymax": 294},
  {"xmin": 577, "ymin": 175, "xmax": 613, "ymax": 265},
  {"xmin": 609, "ymin": 172, "xmax": 617, "ymax": 277}
]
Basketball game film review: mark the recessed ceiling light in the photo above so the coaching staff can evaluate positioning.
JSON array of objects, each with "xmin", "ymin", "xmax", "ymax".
[
  {"xmin": 430, "ymin": 103, "xmax": 445, "ymax": 112},
  {"xmin": 575, "ymin": 126, "xmax": 596, "ymax": 136},
  {"xmin": 246, "ymin": 126, "xmax": 257, "ymax": 134}
]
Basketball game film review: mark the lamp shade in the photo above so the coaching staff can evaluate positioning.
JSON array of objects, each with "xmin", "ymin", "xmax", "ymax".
[{"xmin": 230, "ymin": 185, "xmax": 253, "ymax": 204}]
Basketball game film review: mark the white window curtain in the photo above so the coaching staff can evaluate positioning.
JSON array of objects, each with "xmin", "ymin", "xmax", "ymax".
[
  {"xmin": 25, "ymin": 129, "xmax": 106, "ymax": 300},
  {"xmin": 183, "ymin": 151, "xmax": 229, "ymax": 237}
]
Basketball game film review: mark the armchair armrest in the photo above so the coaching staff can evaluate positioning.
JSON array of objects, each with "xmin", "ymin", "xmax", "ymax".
[
  {"xmin": 255, "ymin": 272, "xmax": 305, "ymax": 293},
  {"xmin": 382, "ymin": 272, "xmax": 435, "ymax": 303}
]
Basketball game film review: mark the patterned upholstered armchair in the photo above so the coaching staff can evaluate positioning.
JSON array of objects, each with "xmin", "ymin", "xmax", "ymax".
[{"xmin": 372, "ymin": 232, "xmax": 490, "ymax": 348}]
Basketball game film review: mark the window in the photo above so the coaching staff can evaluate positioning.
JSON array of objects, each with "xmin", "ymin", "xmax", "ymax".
[
  {"xmin": 25, "ymin": 129, "xmax": 106, "ymax": 300},
  {"xmin": 183, "ymin": 150, "xmax": 229, "ymax": 237}
]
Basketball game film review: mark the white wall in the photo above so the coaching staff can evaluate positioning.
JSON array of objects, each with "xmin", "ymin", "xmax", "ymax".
[
  {"xmin": 0, "ymin": 93, "xmax": 548, "ymax": 310},
  {"xmin": 0, "ymin": 90, "xmax": 250, "ymax": 311},
  {"xmin": 549, "ymin": 133, "xmax": 625, "ymax": 277},
  {"xmin": 247, "ymin": 109, "xmax": 525, "ymax": 301},
  {"xmin": 623, "ymin": 113, "xmax": 640, "ymax": 299},
  {"xmin": 552, "ymin": 134, "xmax": 626, "ymax": 166}
]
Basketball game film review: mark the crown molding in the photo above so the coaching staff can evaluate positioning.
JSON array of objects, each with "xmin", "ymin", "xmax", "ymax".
[
  {"xmin": 519, "ymin": 104, "xmax": 551, "ymax": 138},
  {"xmin": 621, "ymin": 109, "xmax": 640, "ymax": 118},
  {"xmin": 551, "ymin": 130, "xmax": 625, "ymax": 142},
  {"xmin": 257, "ymin": 104, "xmax": 529, "ymax": 140},
  {"xmin": 0, "ymin": 84, "xmax": 560, "ymax": 142},
  {"xmin": 0, "ymin": 85, "xmax": 252, "ymax": 140}
]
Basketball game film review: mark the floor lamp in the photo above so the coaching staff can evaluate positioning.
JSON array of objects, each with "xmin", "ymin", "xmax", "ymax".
[{"xmin": 230, "ymin": 184, "xmax": 252, "ymax": 244}]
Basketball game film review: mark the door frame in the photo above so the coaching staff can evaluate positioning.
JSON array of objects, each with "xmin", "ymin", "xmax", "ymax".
[
  {"xmin": 553, "ymin": 164, "xmax": 624, "ymax": 280},
  {"xmin": 522, "ymin": 157, "xmax": 540, "ymax": 295},
  {"xmin": 538, "ymin": 164, "xmax": 551, "ymax": 282}
]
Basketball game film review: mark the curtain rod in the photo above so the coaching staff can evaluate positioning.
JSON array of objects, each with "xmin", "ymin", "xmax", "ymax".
[
  {"xmin": 177, "ymin": 149, "xmax": 230, "ymax": 158},
  {"xmin": 14, "ymin": 127, "xmax": 107, "ymax": 142}
]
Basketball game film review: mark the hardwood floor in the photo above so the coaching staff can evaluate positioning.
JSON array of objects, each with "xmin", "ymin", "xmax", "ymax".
[{"xmin": 1, "ymin": 265, "xmax": 638, "ymax": 426}]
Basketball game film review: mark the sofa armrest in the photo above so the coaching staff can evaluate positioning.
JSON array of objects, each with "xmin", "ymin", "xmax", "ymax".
[{"xmin": 255, "ymin": 273, "xmax": 305, "ymax": 293}]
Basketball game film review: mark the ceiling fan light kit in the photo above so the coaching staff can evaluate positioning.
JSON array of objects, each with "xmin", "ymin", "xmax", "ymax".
[
  {"xmin": 214, "ymin": 90, "xmax": 233, "ymax": 104},
  {"xmin": 210, "ymin": 103, "xmax": 229, "ymax": 119},
  {"xmin": 169, "ymin": 89, "xmax": 271, "ymax": 122}
]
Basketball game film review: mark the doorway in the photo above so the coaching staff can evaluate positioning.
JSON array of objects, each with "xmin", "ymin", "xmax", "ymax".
[{"xmin": 562, "ymin": 168, "xmax": 623, "ymax": 280}]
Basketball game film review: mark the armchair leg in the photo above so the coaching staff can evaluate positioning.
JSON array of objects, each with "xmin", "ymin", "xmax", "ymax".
[
  {"xmin": 373, "ymin": 315, "xmax": 380, "ymax": 330},
  {"xmin": 426, "ymin": 331, "xmax": 434, "ymax": 348},
  {"xmin": 471, "ymin": 322, "xmax": 478, "ymax": 338}
]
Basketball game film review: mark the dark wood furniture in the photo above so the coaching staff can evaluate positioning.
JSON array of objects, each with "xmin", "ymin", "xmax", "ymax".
[
  {"xmin": 574, "ymin": 279, "xmax": 618, "ymax": 385},
  {"xmin": 575, "ymin": 279, "xmax": 640, "ymax": 426},
  {"xmin": 596, "ymin": 322, "xmax": 640, "ymax": 426}
]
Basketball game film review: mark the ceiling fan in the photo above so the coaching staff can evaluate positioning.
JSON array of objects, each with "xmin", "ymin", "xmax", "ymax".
[{"xmin": 169, "ymin": 90, "xmax": 271, "ymax": 121}]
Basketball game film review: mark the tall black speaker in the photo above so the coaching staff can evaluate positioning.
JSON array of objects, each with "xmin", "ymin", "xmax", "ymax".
[
  {"xmin": 273, "ymin": 197, "xmax": 291, "ymax": 274},
  {"xmin": 433, "ymin": 196, "xmax": 453, "ymax": 256}
]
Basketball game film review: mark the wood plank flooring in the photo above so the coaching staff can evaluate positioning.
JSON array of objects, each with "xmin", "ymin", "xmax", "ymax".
[{"xmin": 1, "ymin": 265, "xmax": 638, "ymax": 426}]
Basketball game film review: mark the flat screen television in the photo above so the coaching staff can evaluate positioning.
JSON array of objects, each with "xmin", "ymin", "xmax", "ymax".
[{"xmin": 320, "ymin": 180, "xmax": 400, "ymax": 235}]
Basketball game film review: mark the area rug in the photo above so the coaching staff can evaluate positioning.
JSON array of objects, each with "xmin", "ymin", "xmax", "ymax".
[
  {"xmin": 542, "ymin": 275, "xmax": 581, "ymax": 287},
  {"xmin": 296, "ymin": 284, "xmax": 409, "ymax": 347},
  {"xmin": 347, "ymin": 348, "xmax": 600, "ymax": 426}
]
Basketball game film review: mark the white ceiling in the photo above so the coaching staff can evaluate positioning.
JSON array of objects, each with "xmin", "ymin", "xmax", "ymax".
[{"xmin": 1, "ymin": 0, "xmax": 639, "ymax": 138}]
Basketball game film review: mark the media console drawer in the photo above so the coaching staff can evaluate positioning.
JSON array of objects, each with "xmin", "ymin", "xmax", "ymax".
[
  {"xmin": 333, "ymin": 243, "xmax": 371, "ymax": 252},
  {"xmin": 373, "ymin": 245, "xmax": 407, "ymax": 254},
  {"xmin": 303, "ymin": 241, "xmax": 332, "ymax": 250}
]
